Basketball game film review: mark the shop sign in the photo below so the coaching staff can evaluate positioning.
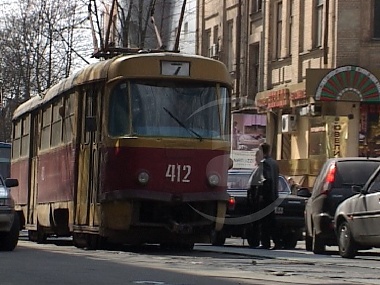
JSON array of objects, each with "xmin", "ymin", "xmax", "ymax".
[
  {"xmin": 326, "ymin": 116, "xmax": 348, "ymax": 158},
  {"xmin": 290, "ymin": 89, "xmax": 307, "ymax": 100},
  {"xmin": 267, "ymin": 89, "xmax": 289, "ymax": 108},
  {"xmin": 290, "ymin": 89, "xmax": 309, "ymax": 107},
  {"xmin": 257, "ymin": 88, "xmax": 290, "ymax": 109}
]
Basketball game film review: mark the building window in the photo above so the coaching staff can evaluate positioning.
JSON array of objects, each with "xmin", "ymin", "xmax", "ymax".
[
  {"xmin": 204, "ymin": 29, "xmax": 211, "ymax": 57},
  {"xmin": 287, "ymin": 0, "xmax": 294, "ymax": 56},
  {"xmin": 183, "ymin": 22, "xmax": 188, "ymax": 41},
  {"xmin": 251, "ymin": 0, "xmax": 262, "ymax": 13},
  {"xmin": 213, "ymin": 25, "xmax": 219, "ymax": 45},
  {"xmin": 299, "ymin": 0, "xmax": 305, "ymax": 53},
  {"xmin": 249, "ymin": 43, "xmax": 260, "ymax": 95},
  {"xmin": 275, "ymin": 2, "xmax": 283, "ymax": 59},
  {"xmin": 314, "ymin": 0, "xmax": 324, "ymax": 47},
  {"xmin": 374, "ymin": 0, "xmax": 380, "ymax": 38},
  {"xmin": 226, "ymin": 20, "xmax": 234, "ymax": 71}
]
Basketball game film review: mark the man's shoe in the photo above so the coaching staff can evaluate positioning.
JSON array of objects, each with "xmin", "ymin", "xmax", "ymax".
[{"xmin": 255, "ymin": 245, "xmax": 270, "ymax": 249}]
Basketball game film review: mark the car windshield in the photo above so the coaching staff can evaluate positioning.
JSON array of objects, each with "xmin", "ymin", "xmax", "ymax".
[
  {"xmin": 247, "ymin": 168, "xmax": 291, "ymax": 194},
  {"xmin": 227, "ymin": 172, "xmax": 252, "ymax": 189},
  {"xmin": 278, "ymin": 176, "xmax": 291, "ymax": 195},
  {"xmin": 334, "ymin": 160, "xmax": 380, "ymax": 187}
]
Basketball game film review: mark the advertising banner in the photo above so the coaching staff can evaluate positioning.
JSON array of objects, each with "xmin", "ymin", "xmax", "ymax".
[{"xmin": 231, "ymin": 113, "xmax": 266, "ymax": 169}]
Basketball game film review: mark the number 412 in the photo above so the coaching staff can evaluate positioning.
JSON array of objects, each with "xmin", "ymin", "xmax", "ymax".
[{"xmin": 165, "ymin": 164, "xmax": 191, "ymax": 183}]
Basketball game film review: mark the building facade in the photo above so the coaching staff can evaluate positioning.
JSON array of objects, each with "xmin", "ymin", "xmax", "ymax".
[{"xmin": 198, "ymin": 0, "xmax": 380, "ymax": 186}]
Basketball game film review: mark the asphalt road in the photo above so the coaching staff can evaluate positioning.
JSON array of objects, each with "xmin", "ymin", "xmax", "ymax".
[
  {"xmin": 7, "ymin": 233, "xmax": 380, "ymax": 285},
  {"xmin": 196, "ymin": 238, "xmax": 380, "ymax": 285}
]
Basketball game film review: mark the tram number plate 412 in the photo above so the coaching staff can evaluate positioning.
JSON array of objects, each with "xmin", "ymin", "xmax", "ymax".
[
  {"xmin": 166, "ymin": 164, "xmax": 191, "ymax": 183},
  {"xmin": 275, "ymin": 206, "xmax": 283, "ymax": 214}
]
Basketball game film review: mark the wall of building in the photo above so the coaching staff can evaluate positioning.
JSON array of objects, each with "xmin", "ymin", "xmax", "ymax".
[{"xmin": 198, "ymin": 0, "xmax": 380, "ymax": 186}]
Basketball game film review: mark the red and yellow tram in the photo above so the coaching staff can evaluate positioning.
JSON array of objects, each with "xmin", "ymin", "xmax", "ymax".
[{"xmin": 11, "ymin": 52, "xmax": 232, "ymax": 249}]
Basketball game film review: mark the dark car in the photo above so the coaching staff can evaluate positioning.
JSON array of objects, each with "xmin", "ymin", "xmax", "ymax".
[
  {"xmin": 334, "ymin": 164, "xmax": 380, "ymax": 258},
  {"xmin": 210, "ymin": 168, "xmax": 308, "ymax": 248},
  {"xmin": 0, "ymin": 175, "xmax": 20, "ymax": 251},
  {"xmin": 304, "ymin": 157, "xmax": 380, "ymax": 254},
  {"xmin": 210, "ymin": 169, "xmax": 255, "ymax": 246}
]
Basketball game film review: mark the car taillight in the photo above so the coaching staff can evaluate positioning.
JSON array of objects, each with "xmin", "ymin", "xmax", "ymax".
[
  {"xmin": 227, "ymin": 196, "xmax": 236, "ymax": 211},
  {"xmin": 322, "ymin": 163, "xmax": 336, "ymax": 194}
]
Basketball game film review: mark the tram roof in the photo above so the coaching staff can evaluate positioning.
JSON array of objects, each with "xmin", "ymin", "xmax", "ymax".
[{"xmin": 13, "ymin": 52, "xmax": 231, "ymax": 120}]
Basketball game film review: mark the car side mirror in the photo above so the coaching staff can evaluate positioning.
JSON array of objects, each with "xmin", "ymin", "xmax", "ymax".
[
  {"xmin": 297, "ymin": 187, "xmax": 311, "ymax": 198},
  {"xmin": 5, "ymin": 178, "xmax": 19, "ymax": 188},
  {"xmin": 351, "ymin": 185, "xmax": 362, "ymax": 194}
]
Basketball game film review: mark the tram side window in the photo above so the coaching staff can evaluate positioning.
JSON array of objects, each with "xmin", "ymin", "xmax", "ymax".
[
  {"xmin": 51, "ymin": 100, "xmax": 63, "ymax": 147},
  {"xmin": 220, "ymin": 87, "xmax": 230, "ymax": 138},
  {"xmin": 41, "ymin": 106, "xmax": 52, "ymax": 150},
  {"xmin": 12, "ymin": 120, "xmax": 21, "ymax": 159},
  {"xmin": 63, "ymin": 93, "xmax": 74, "ymax": 143},
  {"xmin": 108, "ymin": 83, "xmax": 130, "ymax": 136},
  {"xmin": 20, "ymin": 116, "xmax": 30, "ymax": 157}
]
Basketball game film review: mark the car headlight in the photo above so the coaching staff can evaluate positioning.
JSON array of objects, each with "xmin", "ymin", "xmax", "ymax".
[
  {"xmin": 208, "ymin": 174, "xmax": 220, "ymax": 187},
  {"xmin": 0, "ymin": 187, "xmax": 10, "ymax": 198},
  {"xmin": 0, "ymin": 187, "xmax": 13, "ymax": 206},
  {"xmin": 138, "ymin": 171, "xmax": 150, "ymax": 185}
]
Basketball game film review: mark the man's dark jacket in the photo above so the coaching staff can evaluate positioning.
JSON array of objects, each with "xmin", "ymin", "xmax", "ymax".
[{"xmin": 261, "ymin": 156, "xmax": 279, "ymax": 203}]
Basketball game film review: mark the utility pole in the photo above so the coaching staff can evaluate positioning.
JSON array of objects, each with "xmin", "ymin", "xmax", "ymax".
[{"xmin": 174, "ymin": 0, "xmax": 187, "ymax": 51}]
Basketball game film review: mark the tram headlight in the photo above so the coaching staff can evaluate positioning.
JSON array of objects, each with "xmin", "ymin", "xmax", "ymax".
[
  {"xmin": 208, "ymin": 174, "xmax": 220, "ymax": 187},
  {"xmin": 138, "ymin": 171, "xmax": 150, "ymax": 185}
]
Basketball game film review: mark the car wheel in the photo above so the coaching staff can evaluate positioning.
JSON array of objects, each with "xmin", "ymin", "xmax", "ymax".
[
  {"xmin": 305, "ymin": 235, "xmax": 313, "ymax": 251},
  {"xmin": 282, "ymin": 233, "xmax": 298, "ymax": 249},
  {"xmin": 210, "ymin": 229, "xmax": 226, "ymax": 246},
  {"xmin": 337, "ymin": 221, "xmax": 357, "ymax": 258},
  {"xmin": 312, "ymin": 227, "xmax": 325, "ymax": 254},
  {"xmin": 0, "ymin": 213, "xmax": 20, "ymax": 251}
]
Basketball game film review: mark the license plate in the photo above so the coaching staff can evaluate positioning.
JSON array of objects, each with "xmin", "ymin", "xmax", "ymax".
[{"xmin": 275, "ymin": 206, "xmax": 283, "ymax": 214}]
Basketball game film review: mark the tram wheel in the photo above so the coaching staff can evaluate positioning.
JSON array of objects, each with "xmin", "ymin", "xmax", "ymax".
[
  {"xmin": 28, "ymin": 224, "xmax": 47, "ymax": 244},
  {"xmin": 72, "ymin": 233, "xmax": 87, "ymax": 249}
]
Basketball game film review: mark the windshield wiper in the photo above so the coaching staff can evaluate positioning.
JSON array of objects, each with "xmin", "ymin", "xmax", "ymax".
[{"xmin": 163, "ymin": 107, "xmax": 203, "ymax": 141}]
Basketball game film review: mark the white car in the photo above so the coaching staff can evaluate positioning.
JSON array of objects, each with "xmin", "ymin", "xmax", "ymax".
[
  {"xmin": 0, "ymin": 175, "xmax": 19, "ymax": 251},
  {"xmin": 334, "ymin": 164, "xmax": 380, "ymax": 258}
]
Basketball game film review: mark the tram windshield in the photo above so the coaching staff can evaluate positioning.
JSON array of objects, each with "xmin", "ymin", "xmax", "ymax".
[{"xmin": 108, "ymin": 80, "xmax": 229, "ymax": 139}]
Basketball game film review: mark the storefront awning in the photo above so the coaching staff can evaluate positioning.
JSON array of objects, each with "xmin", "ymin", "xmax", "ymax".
[{"xmin": 307, "ymin": 66, "xmax": 380, "ymax": 102}]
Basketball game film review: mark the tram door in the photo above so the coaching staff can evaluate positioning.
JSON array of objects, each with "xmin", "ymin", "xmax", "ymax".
[
  {"xmin": 76, "ymin": 86, "xmax": 102, "ymax": 228},
  {"xmin": 27, "ymin": 113, "xmax": 39, "ymax": 227}
]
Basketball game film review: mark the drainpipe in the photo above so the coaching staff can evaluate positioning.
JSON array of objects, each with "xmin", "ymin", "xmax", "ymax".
[
  {"xmin": 236, "ymin": 0, "xmax": 242, "ymax": 110},
  {"xmin": 323, "ymin": 0, "xmax": 329, "ymax": 65}
]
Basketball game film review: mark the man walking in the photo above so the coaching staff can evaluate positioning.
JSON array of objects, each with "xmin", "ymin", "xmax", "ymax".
[{"xmin": 256, "ymin": 142, "xmax": 280, "ymax": 249}]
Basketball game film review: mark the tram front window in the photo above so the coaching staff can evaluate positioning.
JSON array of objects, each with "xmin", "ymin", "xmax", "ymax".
[
  {"xmin": 130, "ymin": 81, "xmax": 226, "ymax": 139},
  {"xmin": 108, "ymin": 83, "xmax": 130, "ymax": 136}
]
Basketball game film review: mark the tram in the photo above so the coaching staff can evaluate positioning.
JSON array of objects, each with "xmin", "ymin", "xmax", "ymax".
[{"xmin": 10, "ymin": 52, "xmax": 232, "ymax": 249}]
